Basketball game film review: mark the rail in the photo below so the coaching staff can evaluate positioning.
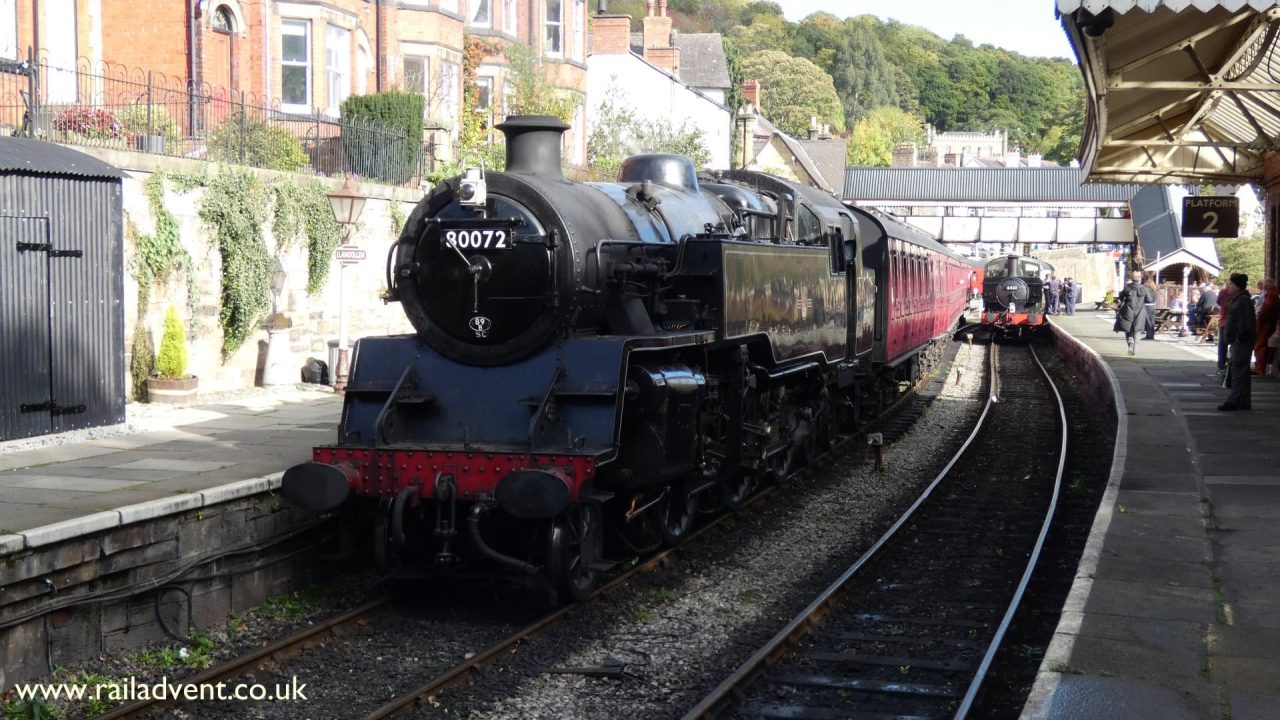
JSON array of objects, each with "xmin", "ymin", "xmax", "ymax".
[{"xmin": 682, "ymin": 339, "xmax": 1068, "ymax": 719}]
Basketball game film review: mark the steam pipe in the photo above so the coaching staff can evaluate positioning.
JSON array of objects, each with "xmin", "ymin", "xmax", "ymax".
[{"xmin": 468, "ymin": 505, "xmax": 539, "ymax": 575}]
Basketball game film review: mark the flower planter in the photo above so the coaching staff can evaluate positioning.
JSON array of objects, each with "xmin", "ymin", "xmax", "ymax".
[
  {"xmin": 146, "ymin": 376, "xmax": 198, "ymax": 405},
  {"xmin": 132, "ymin": 134, "xmax": 167, "ymax": 154}
]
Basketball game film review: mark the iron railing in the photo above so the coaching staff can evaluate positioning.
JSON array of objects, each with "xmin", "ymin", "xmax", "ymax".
[{"xmin": 0, "ymin": 53, "xmax": 427, "ymax": 185}]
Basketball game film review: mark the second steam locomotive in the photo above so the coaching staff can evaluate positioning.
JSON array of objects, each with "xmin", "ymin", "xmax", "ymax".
[{"xmin": 283, "ymin": 116, "xmax": 970, "ymax": 600}]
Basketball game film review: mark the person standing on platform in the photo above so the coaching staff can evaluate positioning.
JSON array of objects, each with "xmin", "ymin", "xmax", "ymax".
[
  {"xmin": 1073, "ymin": 280, "xmax": 1082, "ymax": 315},
  {"xmin": 1143, "ymin": 276, "xmax": 1159, "ymax": 340},
  {"xmin": 1255, "ymin": 278, "xmax": 1279, "ymax": 375},
  {"xmin": 1114, "ymin": 271, "xmax": 1151, "ymax": 356},
  {"xmin": 1216, "ymin": 278, "xmax": 1240, "ymax": 373},
  {"xmin": 1188, "ymin": 288, "xmax": 1201, "ymax": 333},
  {"xmin": 1169, "ymin": 289, "xmax": 1188, "ymax": 337},
  {"xmin": 1220, "ymin": 273, "xmax": 1256, "ymax": 411},
  {"xmin": 1046, "ymin": 275, "xmax": 1061, "ymax": 315},
  {"xmin": 1064, "ymin": 278, "xmax": 1077, "ymax": 315}
]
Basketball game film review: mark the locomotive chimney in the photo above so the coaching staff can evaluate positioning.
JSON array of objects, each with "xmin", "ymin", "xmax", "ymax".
[{"xmin": 496, "ymin": 115, "xmax": 570, "ymax": 177}]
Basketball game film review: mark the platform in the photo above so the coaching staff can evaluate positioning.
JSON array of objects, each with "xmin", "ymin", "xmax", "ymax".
[
  {"xmin": 0, "ymin": 386, "xmax": 341, "ymax": 550},
  {"xmin": 1023, "ymin": 310, "xmax": 1280, "ymax": 720}
]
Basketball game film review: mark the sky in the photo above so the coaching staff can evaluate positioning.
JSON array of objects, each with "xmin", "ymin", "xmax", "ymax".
[{"xmin": 774, "ymin": 0, "xmax": 1076, "ymax": 60}]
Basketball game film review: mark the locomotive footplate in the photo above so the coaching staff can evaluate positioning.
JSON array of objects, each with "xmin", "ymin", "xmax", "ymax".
[{"xmin": 284, "ymin": 447, "xmax": 597, "ymax": 519}]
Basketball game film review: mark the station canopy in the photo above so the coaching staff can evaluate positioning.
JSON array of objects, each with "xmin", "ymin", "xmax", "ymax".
[{"xmin": 1059, "ymin": 1, "xmax": 1280, "ymax": 184}]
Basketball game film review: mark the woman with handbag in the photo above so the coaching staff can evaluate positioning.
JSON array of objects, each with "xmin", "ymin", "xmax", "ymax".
[{"xmin": 1256, "ymin": 278, "xmax": 1279, "ymax": 375}]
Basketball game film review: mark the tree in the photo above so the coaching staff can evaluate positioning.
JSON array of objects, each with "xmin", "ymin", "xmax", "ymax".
[
  {"xmin": 1217, "ymin": 232, "xmax": 1266, "ymax": 283},
  {"xmin": 741, "ymin": 50, "xmax": 845, "ymax": 137},
  {"xmin": 505, "ymin": 42, "xmax": 582, "ymax": 123},
  {"xmin": 588, "ymin": 84, "xmax": 711, "ymax": 177},
  {"xmin": 846, "ymin": 106, "xmax": 926, "ymax": 167}
]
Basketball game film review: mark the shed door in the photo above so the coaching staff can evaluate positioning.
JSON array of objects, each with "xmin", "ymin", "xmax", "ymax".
[{"xmin": 0, "ymin": 217, "xmax": 52, "ymax": 440}]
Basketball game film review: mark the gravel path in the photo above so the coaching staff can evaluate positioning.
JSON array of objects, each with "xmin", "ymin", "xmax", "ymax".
[{"xmin": 410, "ymin": 340, "xmax": 989, "ymax": 720}]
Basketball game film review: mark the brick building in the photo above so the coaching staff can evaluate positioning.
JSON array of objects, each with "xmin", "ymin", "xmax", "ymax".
[{"xmin": 2, "ymin": 0, "xmax": 588, "ymax": 161}]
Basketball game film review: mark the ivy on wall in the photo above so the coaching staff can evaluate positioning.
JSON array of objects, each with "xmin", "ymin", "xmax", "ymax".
[
  {"xmin": 271, "ymin": 180, "xmax": 343, "ymax": 294},
  {"xmin": 127, "ymin": 170, "xmax": 353, "ymax": 364},
  {"xmin": 199, "ymin": 170, "xmax": 272, "ymax": 357}
]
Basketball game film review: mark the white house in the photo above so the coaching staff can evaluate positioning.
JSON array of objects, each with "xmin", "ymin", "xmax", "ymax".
[{"xmin": 587, "ymin": 6, "xmax": 732, "ymax": 169}]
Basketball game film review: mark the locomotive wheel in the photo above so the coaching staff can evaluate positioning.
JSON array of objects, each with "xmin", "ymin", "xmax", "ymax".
[
  {"xmin": 547, "ymin": 503, "xmax": 602, "ymax": 602},
  {"xmin": 655, "ymin": 484, "xmax": 699, "ymax": 546},
  {"xmin": 769, "ymin": 447, "xmax": 794, "ymax": 483}
]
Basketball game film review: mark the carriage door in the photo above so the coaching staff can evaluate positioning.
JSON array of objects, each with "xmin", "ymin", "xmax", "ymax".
[{"xmin": 1, "ymin": 217, "xmax": 53, "ymax": 439}]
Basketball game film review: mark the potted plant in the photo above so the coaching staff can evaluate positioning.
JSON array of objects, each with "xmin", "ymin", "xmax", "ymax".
[
  {"xmin": 119, "ymin": 102, "xmax": 180, "ymax": 154},
  {"xmin": 146, "ymin": 306, "xmax": 199, "ymax": 404}
]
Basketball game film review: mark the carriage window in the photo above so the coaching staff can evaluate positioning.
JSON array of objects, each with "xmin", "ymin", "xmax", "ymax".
[{"xmin": 797, "ymin": 205, "xmax": 822, "ymax": 246}]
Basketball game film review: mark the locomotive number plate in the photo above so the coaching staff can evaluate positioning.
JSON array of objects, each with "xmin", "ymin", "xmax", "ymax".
[{"xmin": 442, "ymin": 227, "xmax": 511, "ymax": 251}]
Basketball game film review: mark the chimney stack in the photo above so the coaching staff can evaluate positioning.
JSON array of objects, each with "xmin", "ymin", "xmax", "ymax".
[
  {"xmin": 591, "ymin": 14, "xmax": 631, "ymax": 55},
  {"xmin": 643, "ymin": 0, "xmax": 673, "ymax": 51},
  {"xmin": 892, "ymin": 142, "xmax": 918, "ymax": 168},
  {"xmin": 741, "ymin": 79, "xmax": 761, "ymax": 110},
  {"xmin": 1004, "ymin": 149, "xmax": 1020, "ymax": 168},
  {"xmin": 1027, "ymin": 153, "xmax": 1042, "ymax": 168},
  {"xmin": 497, "ymin": 115, "xmax": 570, "ymax": 177}
]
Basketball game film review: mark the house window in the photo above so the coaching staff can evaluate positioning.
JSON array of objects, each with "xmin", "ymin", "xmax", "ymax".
[
  {"xmin": 1, "ymin": 0, "xmax": 17, "ymax": 60},
  {"xmin": 436, "ymin": 0, "xmax": 457, "ymax": 12},
  {"xmin": 470, "ymin": 0, "xmax": 490, "ymax": 27},
  {"xmin": 441, "ymin": 60, "xmax": 459, "ymax": 125},
  {"xmin": 357, "ymin": 40, "xmax": 371, "ymax": 94},
  {"xmin": 325, "ymin": 26, "xmax": 350, "ymax": 116},
  {"xmin": 404, "ymin": 54, "xmax": 428, "ymax": 101},
  {"xmin": 545, "ymin": 0, "xmax": 562, "ymax": 56},
  {"xmin": 281, "ymin": 20, "xmax": 311, "ymax": 112},
  {"xmin": 505, "ymin": 0, "xmax": 517, "ymax": 34},
  {"xmin": 570, "ymin": 0, "xmax": 584, "ymax": 61},
  {"xmin": 475, "ymin": 76, "xmax": 493, "ymax": 125},
  {"xmin": 211, "ymin": 6, "xmax": 233, "ymax": 33}
]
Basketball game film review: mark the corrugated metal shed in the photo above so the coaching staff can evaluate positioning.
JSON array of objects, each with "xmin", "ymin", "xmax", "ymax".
[
  {"xmin": 0, "ymin": 138, "xmax": 127, "ymax": 179},
  {"xmin": 843, "ymin": 167, "xmax": 1146, "ymax": 202},
  {"xmin": 0, "ymin": 140, "xmax": 125, "ymax": 441}
]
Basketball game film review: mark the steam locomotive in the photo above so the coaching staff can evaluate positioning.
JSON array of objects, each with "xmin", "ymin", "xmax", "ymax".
[
  {"xmin": 282, "ymin": 116, "xmax": 970, "ymax": 600},
  {"xmin": 978, "ymin": 254, "xmax": 1055, "ymax": 338}
]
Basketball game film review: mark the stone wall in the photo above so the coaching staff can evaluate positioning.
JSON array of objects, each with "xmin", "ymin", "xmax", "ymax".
[
  {"xmin": 1029, "ymin": 247, "xmax": 1122, "ymax": 304},
  {"xmin": 79, "ymin": 146, "xmax": 422, "ymax": 397},
  {"xmin": 0, "ymin": 481, "xmax": 334, "ymax": 690}
]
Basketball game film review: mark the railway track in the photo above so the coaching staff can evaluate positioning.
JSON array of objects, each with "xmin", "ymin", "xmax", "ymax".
[
  {"xmin": 93, "ymin": 342, "xmax": 953, "ymax": 720},
  {"xmin": 681, "ymin": 341, "xmax": 1068, "ymax": 720}
]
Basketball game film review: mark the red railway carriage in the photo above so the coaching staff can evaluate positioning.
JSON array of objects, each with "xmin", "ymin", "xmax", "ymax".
[
  {"xmin": 848, "ymin": 206, "xmax": 969, "ymax": 370},
  {"xmin": 979, "ymin": 254, "xmax": 1054, "ymax": 337}
]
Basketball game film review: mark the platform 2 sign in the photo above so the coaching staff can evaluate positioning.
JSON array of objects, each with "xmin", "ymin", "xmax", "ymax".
[{"xmin": 1181, "ymin": 196, "xmax": 1239, "ymax": 237}]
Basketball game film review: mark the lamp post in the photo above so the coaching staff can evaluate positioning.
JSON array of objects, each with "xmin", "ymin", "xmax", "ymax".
[
  {"xmin": 327, "ymin": 178, "xmax": 367, "ymax": 394},
  {"xmin": 261, "ymin": 257, "xmax": 293, "ymax": 386}
]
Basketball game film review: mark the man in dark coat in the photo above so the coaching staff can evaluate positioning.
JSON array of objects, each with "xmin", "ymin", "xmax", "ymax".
[
  {"xmin": 1064, "ymin": 278, "xmax": 1077, "ymax": 315},
  {"xmin": 1114, "ymin": 271, "xmax": 1152, "ymax": 356},
  {"xmin": 1046, "ymin": 275, "xmax": 1061, "ymax": 315},
  {"xmin": 1220, "ymin": 273, "xmax": 1256, "ymax": 410}
]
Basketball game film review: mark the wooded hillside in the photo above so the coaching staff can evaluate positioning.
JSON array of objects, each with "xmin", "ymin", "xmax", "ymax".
[{"xmin": 605, "ymin": 0, "xmax": 1084, "ymax": 165}]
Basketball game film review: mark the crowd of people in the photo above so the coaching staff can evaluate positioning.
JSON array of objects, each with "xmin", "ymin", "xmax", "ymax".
[
  {"xmin": 1111, "ymin": 271, "xmax": 1279, "ymax": 411},
  {"xmin": 1043, "ymin": 275, "xmax": 1082, "ymax": 316}
]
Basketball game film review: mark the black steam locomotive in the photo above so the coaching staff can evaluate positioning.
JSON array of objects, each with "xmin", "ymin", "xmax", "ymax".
[
  {"xmin": 282, "ymin": 116, "xmax": 969, "ymax": 600},
  {"xmin": 978, "ymin": 254, "xmax": 1055, "ymax": 338}
]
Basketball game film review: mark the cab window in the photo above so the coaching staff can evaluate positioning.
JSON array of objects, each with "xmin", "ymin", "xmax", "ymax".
[
  {"xmin": 1017, "ymin": 259, "xmax": 1044, "ymax": 278},
  {"xmin": 797, "ymin": 205, "xmax": 822, "ymax": 246},
  {"xmin": 985, "ymin": 258, "xmax": 1009, "ymax": 278}
]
